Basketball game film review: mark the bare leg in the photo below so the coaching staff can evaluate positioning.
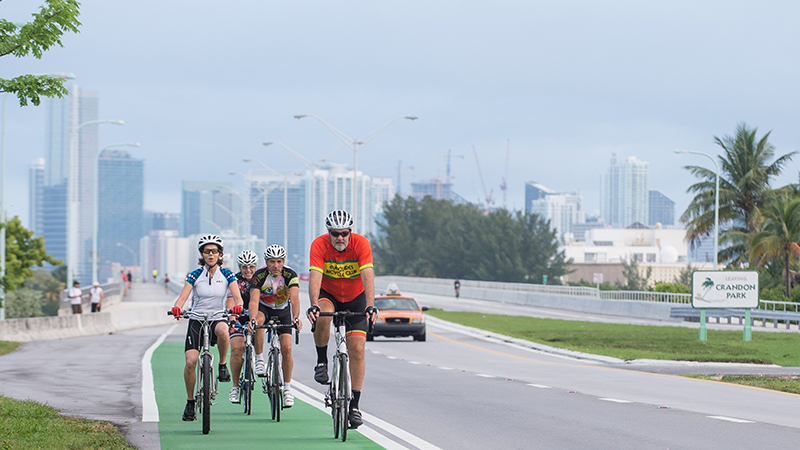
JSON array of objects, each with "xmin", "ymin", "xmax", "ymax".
[
  {"xmin": 230, "ymin": 336, "xmax": 243, "ymax": 387},
  {"xmin": 184, "ymin": 350, "xmax": 199, "ymax": 400},
  {"xmin": 280, "ymin": 333, "xmax": 293, "ymax": 382},
  {"xmin": 347, "ymin": 334, "xmax": 366, "ymax": 390}
]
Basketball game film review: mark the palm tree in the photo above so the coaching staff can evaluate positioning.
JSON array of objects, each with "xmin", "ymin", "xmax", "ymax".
[
  {"xmin": 749, "ymin": 192, "xmax": 800, "ymax": 298},
  {"xmin": 681, "ymin": 122, "xmax": 796, "ymax": 266}
]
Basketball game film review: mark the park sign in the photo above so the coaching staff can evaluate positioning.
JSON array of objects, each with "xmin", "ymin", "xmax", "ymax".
[{"xmin": 691, "ymin": 271, "xmax": 759, "ymax": 309}]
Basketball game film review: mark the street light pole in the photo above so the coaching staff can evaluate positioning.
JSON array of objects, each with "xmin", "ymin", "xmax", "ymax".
[
  {"xmin": 67, "ymin": 119, "xmax": 124, "ymax": 286},
  {"xmin": 93, "ymin": 142, "xmax": 139, "ymax": 284},
  {"xmin": 294, "ymin": 114, "xmax": 417, "ymax": 231},
  {"xmin": 115, "ymin": 242, "xmax": 137, "ymax": 266},
  {"xmin": 675, "ymin": 149, "xmax": 720, "ymax": 342}
]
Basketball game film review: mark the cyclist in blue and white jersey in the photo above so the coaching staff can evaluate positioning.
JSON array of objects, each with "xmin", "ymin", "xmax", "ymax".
[
  {"xmin": 227, "ymin": 249, "xmax": 259, "ymax": 403},
  {"xmin": 170, "ymin": 234, "xmax": 244, "ymax": 421}
]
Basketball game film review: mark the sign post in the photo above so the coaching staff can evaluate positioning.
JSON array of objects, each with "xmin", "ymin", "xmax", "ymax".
[{"xmin": 691, "ymin": 271, "xmax": 759, "ymax": 342}]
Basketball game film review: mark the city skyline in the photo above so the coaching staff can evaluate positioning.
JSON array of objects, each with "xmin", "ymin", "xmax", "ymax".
[{"xmin": 5, "ymin": 1, "xmax": 800, "ymax": 230}]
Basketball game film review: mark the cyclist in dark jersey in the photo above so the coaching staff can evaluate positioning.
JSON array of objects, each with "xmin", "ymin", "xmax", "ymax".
[
  {"xmin": 249, "ymin": 244, "xmax": 301, "ymax": 407},
  {"xmin": 227, "ymin": 249, "xmax": 259, "ymax": 403}
]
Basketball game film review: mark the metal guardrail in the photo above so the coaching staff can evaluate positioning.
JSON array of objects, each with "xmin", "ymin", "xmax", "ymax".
[{"xmin": 599, "ymin": 291, "xmax": 691, "ymax": 304}]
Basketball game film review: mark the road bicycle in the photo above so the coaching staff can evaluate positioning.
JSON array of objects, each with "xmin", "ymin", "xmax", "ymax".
[
  {"xmin": 237, "ymin": 316, "xmax": 257, "ymax": 415},
  {"xmin": 314, "ymin": 311, "xmax": 374, "ymax": 442},
  {"xmin": 256, "ymin": 316, "xmax": 299, "ymax": 422},
  {"xmin": 168, "ymin": 309, "xmax": 229, "ymax": 434}
]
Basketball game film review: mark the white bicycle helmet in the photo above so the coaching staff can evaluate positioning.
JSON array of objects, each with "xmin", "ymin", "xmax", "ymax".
[
  {"xmin": 197, "ymin": 234, "xmax": 224, "ymax": 252},
  {"xmin": 325, "ymin": 210, "xmax": 353, "ymax": 230},
  {"xmin": 237, "ymin": 249, "xmax": 259, "ymax": 266},
  {"xmin": 265, "ymin": 244, "xmax": 286, "ymax": 260}
]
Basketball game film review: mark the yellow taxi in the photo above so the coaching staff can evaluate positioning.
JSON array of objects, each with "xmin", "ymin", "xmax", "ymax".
[{"xmin": 368, "ymin": 283, "xmax": 427, "ymax": 342}]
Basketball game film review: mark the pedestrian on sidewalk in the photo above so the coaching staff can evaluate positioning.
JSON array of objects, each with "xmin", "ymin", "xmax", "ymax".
[
  {"xmin": 152, "ymin": 269, "xmax": 158, "ymax": 284},
  {"xmin": 126, "ymin": 270, "xmax": 133, "ymax": 290},
  {"xmin": 164, "ymin": 274, "xmax": 170, "ymax": 294},
  {"xmin": 121, "ymin": 271, "xmax": 128, "ymax": 296},
  {"xmin": 69, "ymin": 281, "xmax": 83, "ymax": 314},
  {"xmin": 90, "ymin": 282, "xmax": 104, "ymax": 312}
]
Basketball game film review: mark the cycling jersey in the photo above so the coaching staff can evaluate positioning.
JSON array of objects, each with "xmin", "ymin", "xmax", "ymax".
[
  {"xmin": 309, "ymin": 232, "xmax": 373, "ymax": 302},
  {"xmin": 227, "ymin": 271, "xmax": 252, "ymax": 310},
  {"xmin": 250, "ymin": 266, "xmax": 299, "ymax": 310},
  {"xmin": 186, "ymin": 266, "xmax": 236, "ymax": 315}
]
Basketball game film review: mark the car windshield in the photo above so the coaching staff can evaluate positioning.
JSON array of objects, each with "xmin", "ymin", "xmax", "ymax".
[{"xmin": 375, "ymin": 297, "xmax": 419, "ymax": 311}]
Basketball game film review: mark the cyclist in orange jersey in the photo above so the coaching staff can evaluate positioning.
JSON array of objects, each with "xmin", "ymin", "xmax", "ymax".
[{"xmin": 306, "ymin": 210, "xmax": 377, "ymax": 430}]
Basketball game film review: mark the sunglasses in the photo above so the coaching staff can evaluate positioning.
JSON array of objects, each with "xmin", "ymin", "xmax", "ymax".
[
  {"xmin": 202, "ymin": 249, "xmax": 220, "ymax": 255},
  {"xmin": 329, "ymin": 230, "xmax": 350, "ymax": 238}
]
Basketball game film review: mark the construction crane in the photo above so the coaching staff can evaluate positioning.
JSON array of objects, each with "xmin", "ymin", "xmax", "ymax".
[
  {"xmin": 444, "ymin": 149, "xmax": 464, "ymax": 179},
  {"xmin": 500, "ymin": 139, "xmax": 510, "ymax": 209},
  {"xmin": 472, "ymin": 145, "xmax": 494, "ymax": 208}
]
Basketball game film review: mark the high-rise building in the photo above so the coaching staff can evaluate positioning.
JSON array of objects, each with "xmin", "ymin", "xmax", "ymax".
[
  {"xmin": 526, "ymin": 182, "xmax": 585, "ymax": 241},
  {"xmin": 97, "ymin": 149, "xmax": 144, "ymax": 280},
  {"xmin": 524, "ymin": 181, "xmax": 556, "ymax": 213},
  {"xmin": 41, "ymin": 183, "xmax": 67, "ymax": 262},
  {"xmin": 245, "ymin": 163, "xmax": 385, "ymax": 271},
  {"xmin": 28, "ymin": 158, "xmax": 45, "ymax": 235},
  {"xmin": 411, "ymin": 179, "xmax": 452, "ymax": 201},
  {"xmin": 181, "ymin": 181, "xmax": 243, "ymax": 238},
  {"xmin": 44, "ymin": 85, "xmax": 99, "ymax": 284},
  {"xmin": 648, "ymin": 190, "xmax": 675, "ymax": 226},
  {"xmin": 601, "ymin": 154, "xmax": 649, "ymax": 227}
]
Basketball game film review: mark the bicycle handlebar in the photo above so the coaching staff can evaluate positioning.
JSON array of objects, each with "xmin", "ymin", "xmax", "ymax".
[
  {"xmin": 251, "ymin": 318, "xmax": 300, "ymax": 345},
  {"xmin": 167, "ymin": 309, "xmax": 232, "ymax": 321}
]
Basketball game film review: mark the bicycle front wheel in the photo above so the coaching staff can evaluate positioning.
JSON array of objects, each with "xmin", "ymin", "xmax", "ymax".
[
  {"xmin": 201, "ymin": 353, "xmax": 212, "ymax": 434},
  {"xmin": 331, "ymin": 357, "xmax": 340, "ymax": 439},
  {"xmin": 267, "ymin": 351, "xmax": 278, "ymax": 421},
  {"xmin": 338, "ymin": 354, "xmax": 350, "ymax": 442},
  {"xmin": 243, "ymin": 346, "xmax": 253, "ymax": 415}
]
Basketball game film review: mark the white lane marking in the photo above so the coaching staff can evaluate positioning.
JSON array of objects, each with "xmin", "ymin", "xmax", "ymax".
[
  {"xmin": 438, "ymin": 367, "xmax": 454, "ymax": 370},
  {"xmin": 599, "ymin": 398, "xmax": 633, "ymax": 403},
  {"xmin": 707, "ymin": 416, "xmax": 755, "ymax": 423},
  {"xmin": 293, "ymin": 381, "xmax": 442, "ymax": 449},
  {"xmin": 409, "ymin": 361, "xmax": 421, "ymax": 365},
  {"xmin": 142, "ymin": 324, "xmax": 178, "ymax": 422},
  {"xmin": 527, "ymin": 384, "xmax": 552, "ymax": 389},
  {"xmin": 475, "ymin": 374, "xmax": 494, "ymax": 378},
  {"xmin": 387, "ymin": 356, "xmax": 398, "ymax": 360}
]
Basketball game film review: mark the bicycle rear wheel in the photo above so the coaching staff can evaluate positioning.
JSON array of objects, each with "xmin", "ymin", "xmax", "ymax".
[
  {"xmin": 201, "ymin": 353, "xmax": 212, "ymax": 434},
  {"xmin": 338, "ymin": 354, "xmax": 350, "ymax": 442}
]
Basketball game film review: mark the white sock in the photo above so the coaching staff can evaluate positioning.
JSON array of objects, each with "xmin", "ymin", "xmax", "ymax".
[
  {"xmin": 256, "ymin": 354, "xmax": 264, "ymax": 361},
  {"xmin": 284, "ymin": 382, "xmax": 291, "ymax": 392}
]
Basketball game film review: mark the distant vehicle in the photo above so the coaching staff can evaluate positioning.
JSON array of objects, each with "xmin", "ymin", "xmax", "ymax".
[
  {"xmin": 299, "ymin": 273, "xmax": 310, "ymax": 282},
  {"xmin": 368, "ymin": 283, "xmax": 427, "ymax": 342}
]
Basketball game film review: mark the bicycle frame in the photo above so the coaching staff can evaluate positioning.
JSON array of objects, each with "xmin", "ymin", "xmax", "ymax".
[
  {"xmin": 169, "ymin": 309, "xmax": 228, "ymax": 434},
  {"xmin": 256, "ymin": 316, "xmax": 297, "ymax": 422},
  {"xmin": 240, "ymin": 319, "xmax": 257, "ymax": 415}
]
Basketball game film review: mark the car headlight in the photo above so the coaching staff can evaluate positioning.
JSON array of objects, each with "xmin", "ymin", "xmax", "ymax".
[{"xmin": 410, "ymin": 318, "xmax": 424, "ymax": 324}]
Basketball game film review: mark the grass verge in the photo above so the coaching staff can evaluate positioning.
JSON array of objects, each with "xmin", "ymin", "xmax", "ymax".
[
  {"xmin": 686, "ymin": 375, "xmax": 800, "ymax": 395},
  {"xmin": 426, "ymin": 309, "xmax": 800, "ymax": 366},
  {"xmin": 0, "ymin": 395, "xmax": 134, "ymax": 449},
  {"xmin": 0, "ymin": 341, "xmax": 20, "ymax": 357}
]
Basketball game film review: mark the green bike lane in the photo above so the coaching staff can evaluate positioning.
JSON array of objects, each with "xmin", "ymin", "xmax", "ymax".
[{"xmin": 152, "ymin": 341, "xmax": 384, "ymax": 449}]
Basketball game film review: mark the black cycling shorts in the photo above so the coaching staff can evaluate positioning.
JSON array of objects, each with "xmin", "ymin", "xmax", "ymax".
[
  {"xmin": 185, "ymin": 319, "xmax": 227, "ymax": 352},
  {"xmin": 318, "ymin": 288, "xmax": 367, "ymax": 336},
  {"xmin": 257, "ymin": 304, "xmax": 293, "ymax": 335}
]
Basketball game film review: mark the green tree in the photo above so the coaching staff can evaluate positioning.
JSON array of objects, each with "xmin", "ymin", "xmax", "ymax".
[
  {"xmin": 5, "ymin": 288, "xmax": 44, "ymax": 318},
  {"xmin": 2, "ymin": 216, "xmax": 62, "ymax": 291},
  {"xmin": 680, "ymin": 123, "xmax": 796, "ymax": 266},
  {"xmin": 620, "ymin": 258, "xmax": 652, "ymax": 291},
  {"xmin": 674, "ymin": 263, "xmax": 694, "ymax": 288},
  {"xmin": 517, "ymin": 211, "xmax": 570, "ymax": 284},
  {"xmin": 748, "ymin": 192, "xmax": 800, "ymax": 298},
  {"xmin": 24, "ymin": 268, "xmax": 64, "ymax": 302},
  {"xmin": 1, "ymin": 0, "xmax": 81, "ymax": 106}
]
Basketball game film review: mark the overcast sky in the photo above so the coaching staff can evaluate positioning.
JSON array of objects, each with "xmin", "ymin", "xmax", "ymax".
[{"xmin": 3, "ymin": 0, "xmax": 800, "ymax": 226}]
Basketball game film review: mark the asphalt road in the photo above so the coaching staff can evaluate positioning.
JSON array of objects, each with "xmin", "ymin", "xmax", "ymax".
[{"xmin": 2, "ymin": 284, "xmax": 800, "ymax": 449}]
